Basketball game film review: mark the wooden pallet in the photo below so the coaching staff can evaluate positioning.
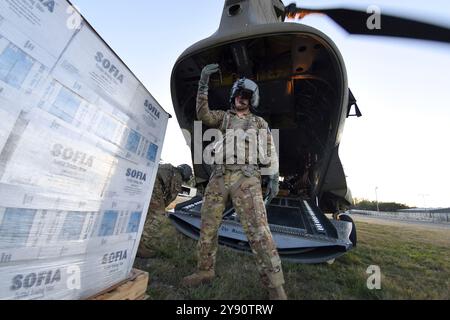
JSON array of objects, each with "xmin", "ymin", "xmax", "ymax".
[{"xmin": 87, "ymin": 269, "xmax": 149, "ymax": 300}]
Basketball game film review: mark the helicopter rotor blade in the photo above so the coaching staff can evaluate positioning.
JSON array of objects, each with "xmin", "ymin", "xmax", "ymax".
[{"xmin": 285, "ymin": 4, "xmax": 450, "ymax": 44}]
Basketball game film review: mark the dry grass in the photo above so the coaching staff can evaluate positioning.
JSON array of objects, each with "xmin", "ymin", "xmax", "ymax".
[{"xmin": 134, "ymin": 213, "xmax": 450, "ymax": 300}]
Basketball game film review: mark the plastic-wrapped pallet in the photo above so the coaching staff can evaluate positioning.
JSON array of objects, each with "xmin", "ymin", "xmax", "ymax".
[{"xmin": 0, "ymin": 0, "xmax": 169, "ymax": 299}]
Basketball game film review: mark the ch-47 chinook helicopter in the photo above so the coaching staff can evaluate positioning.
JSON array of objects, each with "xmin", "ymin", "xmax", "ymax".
[{"xmin": 168, "ymin": 0, "xmax": 450, "ymax": 263}]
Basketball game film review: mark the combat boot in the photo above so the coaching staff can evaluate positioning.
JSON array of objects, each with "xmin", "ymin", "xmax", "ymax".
[
  {"xmin": 268, "ymin": 286, "xmax": 288, "ymax": 300},
  {"xmin": 181, "ymin": 270, "xmax": 215, "ymax": 287}
]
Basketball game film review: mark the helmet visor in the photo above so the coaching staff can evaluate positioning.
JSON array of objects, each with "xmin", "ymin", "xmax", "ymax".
[{"xmin": 235, "ymin": 89, "xmax": 253, "ymax": 100}]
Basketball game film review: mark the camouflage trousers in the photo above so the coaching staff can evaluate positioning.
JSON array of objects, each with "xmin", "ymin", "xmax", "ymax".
[
  {"xmin": 140, "ymin": 182, "xmax": 166, "ymax": 251},
  {"xmin": 197, "ymin": 169, "xmax": 285, "ymax": 289}
]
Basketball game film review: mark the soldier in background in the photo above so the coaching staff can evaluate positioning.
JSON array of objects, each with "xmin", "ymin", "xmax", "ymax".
[{"xmin": 137, "ymin": 163, "xmax": 193, "ymax": 258}]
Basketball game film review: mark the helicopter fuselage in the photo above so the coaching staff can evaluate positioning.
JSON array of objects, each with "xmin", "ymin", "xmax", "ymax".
[{"xmin": 171, "ymin": 22, "xmax": 352, "ymax": 212}]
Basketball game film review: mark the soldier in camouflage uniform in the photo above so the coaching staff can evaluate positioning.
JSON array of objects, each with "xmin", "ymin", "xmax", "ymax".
[
  {"xmin": 138, "ymin": 163, "xmax": 192, "ymax": 258},
  {"xmin": 181, "ymin": 64, "xmax": 287, "ymax": 300}
]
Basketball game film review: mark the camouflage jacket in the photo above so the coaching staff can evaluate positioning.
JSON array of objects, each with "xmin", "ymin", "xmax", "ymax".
[
  {"xmin": 155, "ymin": 164, "xmax": 183, "ymax": 207},
  {"xmin": 196, "ymin": 93, "xmax": 279, "ymax": 175}
]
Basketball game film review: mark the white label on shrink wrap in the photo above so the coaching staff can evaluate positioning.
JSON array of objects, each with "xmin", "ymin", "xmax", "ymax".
[
  {"xmin": 0, "ymin": 257, "xmax": 85, "ymax": 300},
  {"xmin": 0, "ymin": 0, "xmax": 77, "ymax": 68},
  {"xmin": 103, "ymin": 160, "xmax": 152, "ymax": 202},
  {"xmin": 0, "ymin": 109, "xmax": 118, "ymax": 199},
  {"xmin": 52, "ymin": 25, "xmax": 139, "ymax": 110},
  {"xmin": 80, "ymin": 240, "xmax": 135, "ymax": 299},
  {"xmin": 129, "ymin": 85, "xmax": 165, "ymax": 141},
  {"xmin": 0, "ymin": 34, "xmax": 49, "ymax": 110}
]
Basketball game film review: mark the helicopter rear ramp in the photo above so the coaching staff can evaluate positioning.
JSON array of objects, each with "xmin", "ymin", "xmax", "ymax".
[{"xmin": 169, "ymin": 196, "xmax": 355, "ymax": 264}]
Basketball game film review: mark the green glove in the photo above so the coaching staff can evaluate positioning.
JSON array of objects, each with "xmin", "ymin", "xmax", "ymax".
[
  {"xmin": 265, "ymin": 172, "xmax": 280, "ymax": 206},
  {"xmin": 198, "ymin": 64, "xmax": 220, "ymax": 95}
]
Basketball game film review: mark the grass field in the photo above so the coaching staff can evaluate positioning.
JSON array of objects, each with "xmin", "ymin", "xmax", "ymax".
[{"xmin": 134, "ymin": 212, "xmax": 450, "ymax": 300}]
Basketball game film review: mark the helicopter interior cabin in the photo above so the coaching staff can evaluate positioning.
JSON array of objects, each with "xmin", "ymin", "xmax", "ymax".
[{"xmin": 173, "ymin": 33, "xmax": 345, "ymax": 206}]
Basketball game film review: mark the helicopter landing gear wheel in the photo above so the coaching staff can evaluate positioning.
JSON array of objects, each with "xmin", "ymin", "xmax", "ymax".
[{"xmin": 337, "ymin": 213, "xmax": 357, "ymax": 247}]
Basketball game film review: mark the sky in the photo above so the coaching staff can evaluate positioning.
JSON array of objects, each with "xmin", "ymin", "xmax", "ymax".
[{"xmin": 71, "ymin": 0, "xmax": 450, "ymax": 208}]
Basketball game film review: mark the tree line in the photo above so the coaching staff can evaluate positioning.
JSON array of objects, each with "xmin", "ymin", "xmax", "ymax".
[{"xmin": 351, "ymin": 198, "xmax": 413, "ymax": 212}]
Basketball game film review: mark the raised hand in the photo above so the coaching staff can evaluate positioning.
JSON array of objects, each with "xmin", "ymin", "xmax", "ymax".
[
  {"xmin": 199, "ymin": 64, "xmax": 220, "ymax": 95},
  {"xmin": 200, "ymin": 64, "xmax": 220, "ymax": 84}
]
